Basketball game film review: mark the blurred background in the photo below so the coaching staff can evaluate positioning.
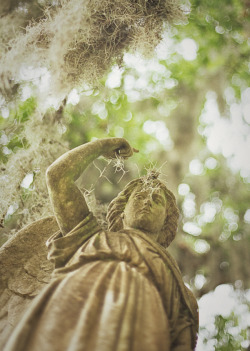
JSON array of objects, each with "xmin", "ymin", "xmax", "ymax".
[{"xmin": 0, "ymin": 0, "xmax": 249, "ymax": 349}]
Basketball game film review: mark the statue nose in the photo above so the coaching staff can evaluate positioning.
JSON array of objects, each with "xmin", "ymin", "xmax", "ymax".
[{"xmin": 144, "ymin": 197, "xmax": 152, "ymax": 206}]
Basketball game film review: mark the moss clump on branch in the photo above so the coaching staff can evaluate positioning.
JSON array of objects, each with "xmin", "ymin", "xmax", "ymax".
[
  {"xmin": 0, "ymin": 116, "xmax": 69, "ymax": 237},
  {"xmin": 0, "ymin": 0, "xmax": 185, "ymax": 99}
]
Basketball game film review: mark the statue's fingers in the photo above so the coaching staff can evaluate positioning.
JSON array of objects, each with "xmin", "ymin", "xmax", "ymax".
[
  {"xmin": 115, "ymin": 149, "xmax": 124, "ymax": 158},
  {"xmin": 117, "ymin": 145, "xmax": 138, "ymax": 158},
  {"xmin": 125, "ymin": 147, "xmax": 139, "ymax": 157},
  {"xmin": 119, "ymin": 148, "xmax": 132, "ymax": 158}
]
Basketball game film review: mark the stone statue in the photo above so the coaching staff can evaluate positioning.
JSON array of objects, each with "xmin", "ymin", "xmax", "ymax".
[{"xmin": 1, "ymin": 138, "xmax": 198, "ymax": 351}]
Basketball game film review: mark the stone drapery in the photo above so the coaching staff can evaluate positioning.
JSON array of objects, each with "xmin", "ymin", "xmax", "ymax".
[{"xmin": 4, "ymin": 213, "xmax": 198, "ymax": 351}]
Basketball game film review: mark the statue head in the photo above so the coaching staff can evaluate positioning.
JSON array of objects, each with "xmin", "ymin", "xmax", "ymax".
[{"xmin": 107, "ymin": 172, "xmax": 179, "ymax": 247}]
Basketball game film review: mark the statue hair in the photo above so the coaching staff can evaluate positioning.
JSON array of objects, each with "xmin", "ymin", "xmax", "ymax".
[{"xmin": 107, "ymin": 176, "xmax": 179, "ymax": 247}]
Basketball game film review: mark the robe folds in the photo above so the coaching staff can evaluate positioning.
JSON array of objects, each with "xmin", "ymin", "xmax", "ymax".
[{"xmin": 4, "ymin": 213, "xmax": 198, "ymax": 351}]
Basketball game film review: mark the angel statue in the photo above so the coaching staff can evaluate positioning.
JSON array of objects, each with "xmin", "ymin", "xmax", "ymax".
[{"xmin": 0, "ymin": 138, "xmax": 198, "ymax": 351}]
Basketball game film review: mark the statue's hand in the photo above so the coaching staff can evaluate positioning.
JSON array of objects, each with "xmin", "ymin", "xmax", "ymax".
[{"xmin": 101, "ymin": 138, "xmax": 139, "ymax": 159}]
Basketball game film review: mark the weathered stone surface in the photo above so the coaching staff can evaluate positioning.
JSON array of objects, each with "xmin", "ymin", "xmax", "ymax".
[
  {"xmin": 0, "ymin": 216, "xmax": 58, "ymax": 348},
  {"xmin": 2, "ymin": 139, "xmax": 199, "ymax": 351}
]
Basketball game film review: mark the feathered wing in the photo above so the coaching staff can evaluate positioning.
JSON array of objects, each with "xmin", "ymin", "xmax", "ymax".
[{"xmin": 0, "ymin": 216, "xmax": 59, "ymax": 349}]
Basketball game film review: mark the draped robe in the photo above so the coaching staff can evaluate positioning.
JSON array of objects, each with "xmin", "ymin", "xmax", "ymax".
[{"xmin": 4, "ymin": 213, "xmax": 198, "ymax": 351}]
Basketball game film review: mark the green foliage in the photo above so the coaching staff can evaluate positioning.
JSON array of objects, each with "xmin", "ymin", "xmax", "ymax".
[
  {"xmin": 64, "ymin": 87, "xmax": 167, "ymax": 169},
  {"xmin": 202, "ymin": 313, "xmax": 249, "ymax": 351},
  {"xmin": 0, "ymin": 97, "xmax": 36, "ymax": 163}
]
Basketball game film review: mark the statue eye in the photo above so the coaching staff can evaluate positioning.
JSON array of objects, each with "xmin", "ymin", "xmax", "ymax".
[{"xmin": 152, "ymin": 194, "xmax": 164, "ymax": 205}]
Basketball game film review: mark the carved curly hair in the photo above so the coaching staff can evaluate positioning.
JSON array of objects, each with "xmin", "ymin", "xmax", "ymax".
[{"xmin": 107, "ymin": 176, "xmax": 179, "ymax": 247}]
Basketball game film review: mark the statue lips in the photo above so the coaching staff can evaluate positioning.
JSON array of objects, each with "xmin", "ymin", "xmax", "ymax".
[
  {"xmin": 134, "ymin": 206, "xmax": 150, "ymax": 217},
  {"xmin": 140, "ymin": 206, "xmax": 151, "ymax": 214}
]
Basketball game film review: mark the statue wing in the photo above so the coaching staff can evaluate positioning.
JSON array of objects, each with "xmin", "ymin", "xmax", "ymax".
[{"xmin": 0, "ymin": 216, "xmax": 59, "ymax": 348}]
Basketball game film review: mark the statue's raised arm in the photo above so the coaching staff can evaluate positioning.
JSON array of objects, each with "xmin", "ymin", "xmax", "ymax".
[{"xmin": 46, "ymin": 138, "xmax": 135, "ymax": 234}]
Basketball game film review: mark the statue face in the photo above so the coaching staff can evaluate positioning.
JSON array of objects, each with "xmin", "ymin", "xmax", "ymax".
[{"xmin": 123, "ymin": 185, "xmax": 167, "ymax": 236}]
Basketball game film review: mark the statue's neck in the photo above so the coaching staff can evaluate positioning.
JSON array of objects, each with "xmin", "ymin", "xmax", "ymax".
[{"xmin": 122, "ymin": 226, "xmax": 159, "ymax": 242}]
